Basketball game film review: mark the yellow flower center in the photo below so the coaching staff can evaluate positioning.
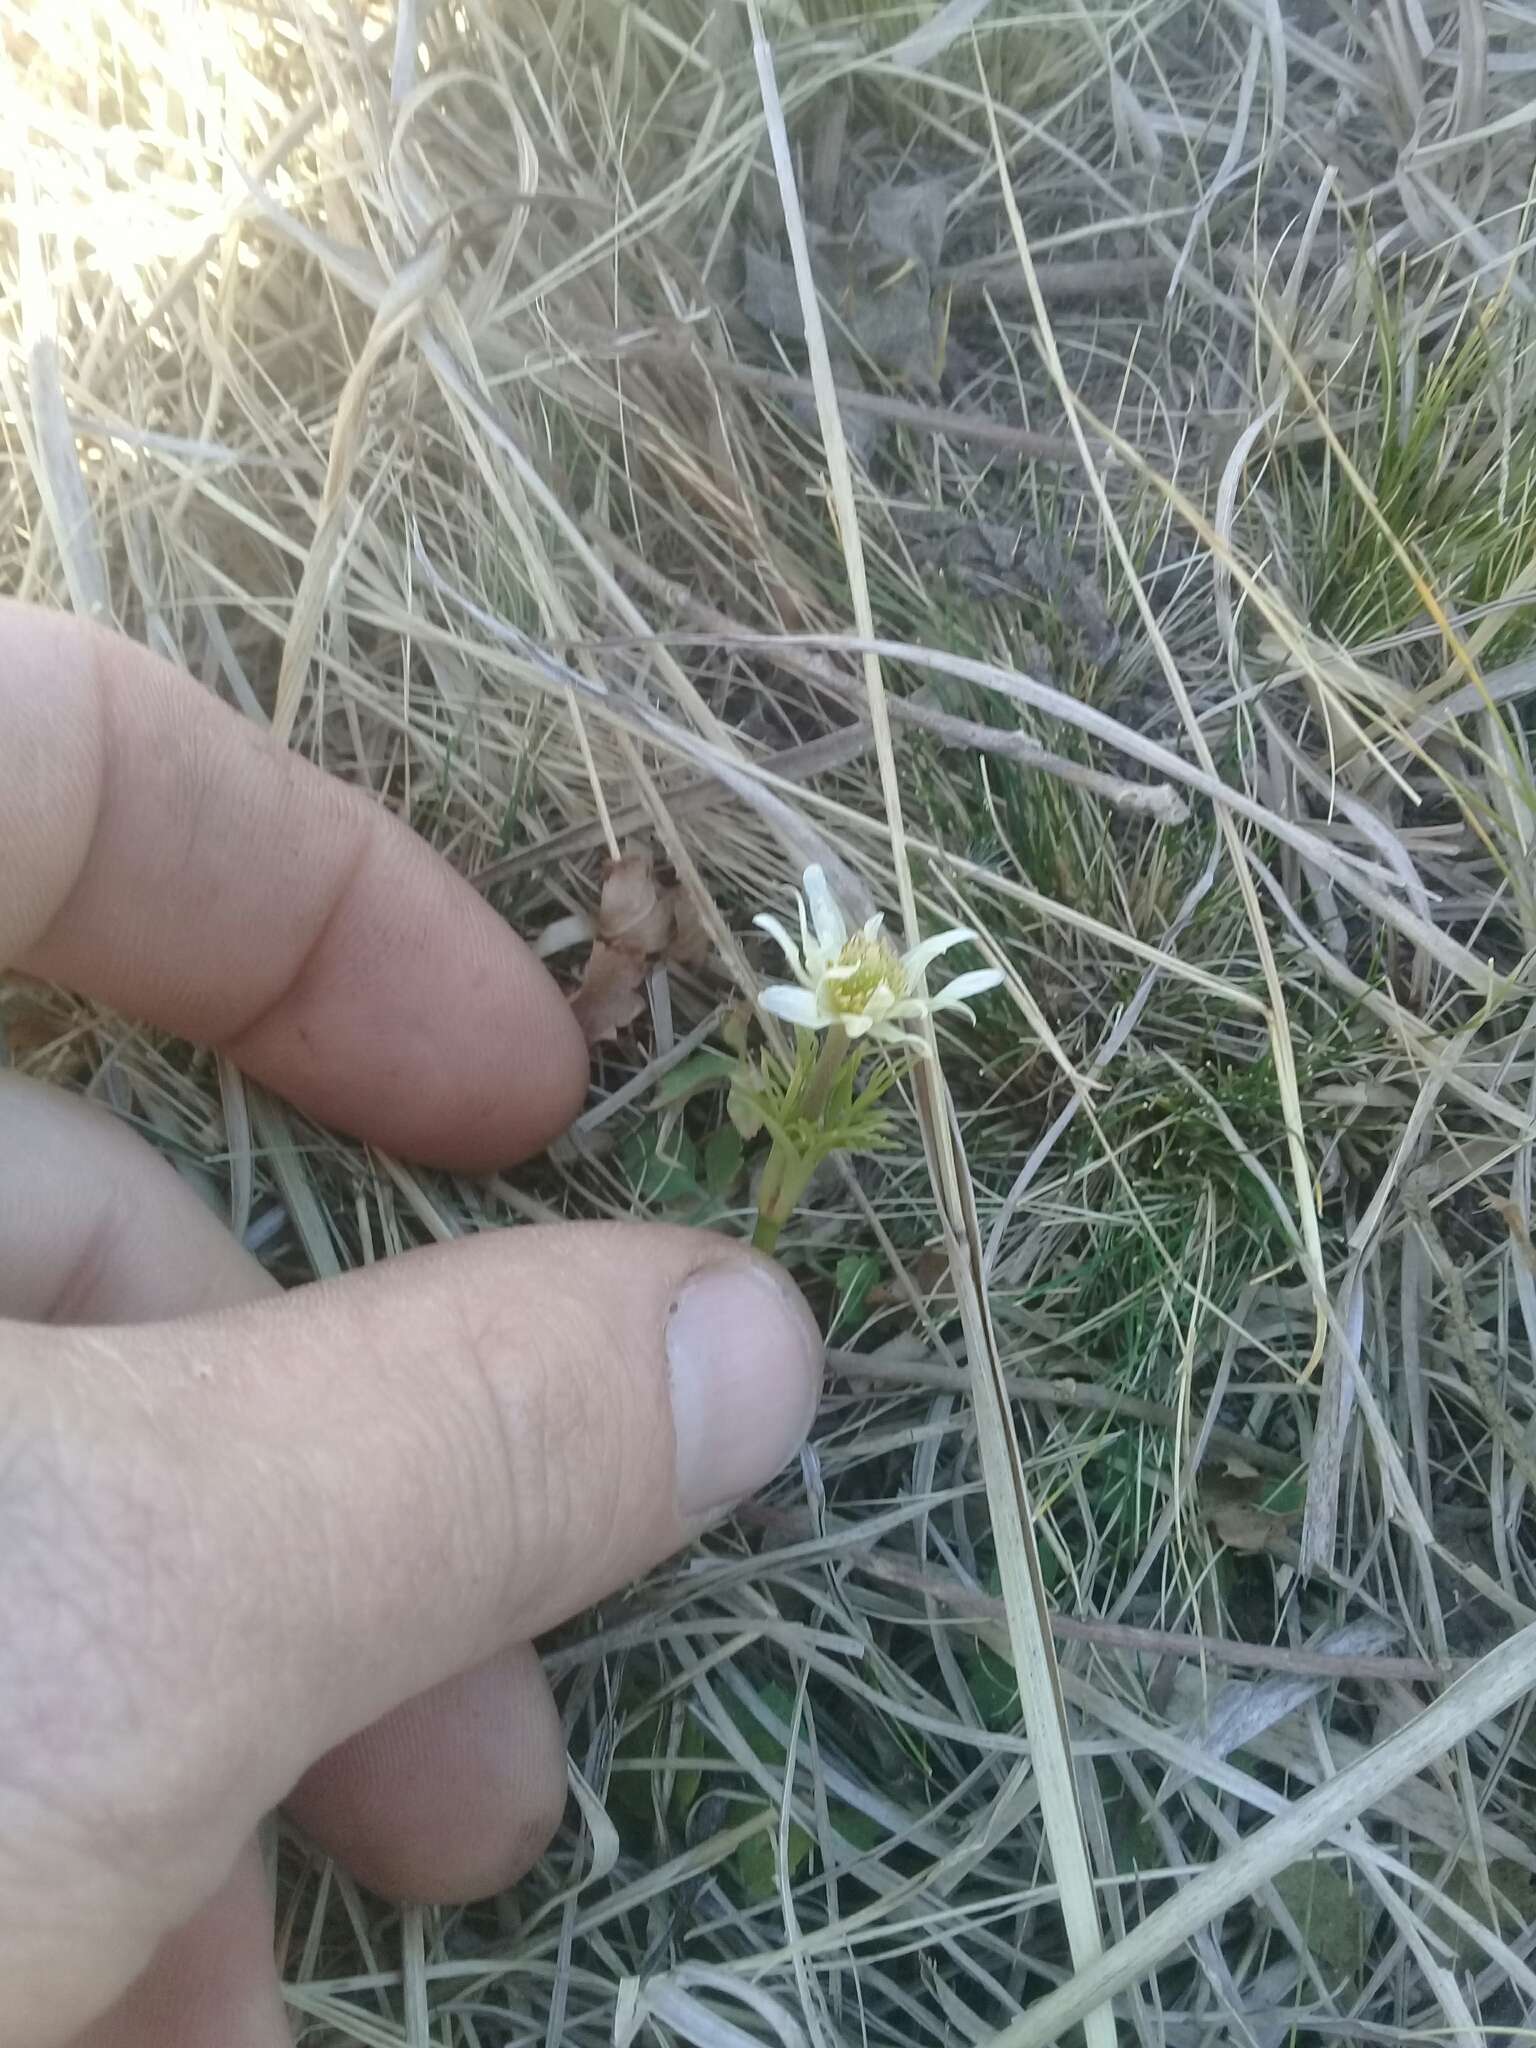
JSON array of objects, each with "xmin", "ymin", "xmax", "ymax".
[{"xmin": 825, "ymin": 934, "xmax": 906, "ymax": 1017}]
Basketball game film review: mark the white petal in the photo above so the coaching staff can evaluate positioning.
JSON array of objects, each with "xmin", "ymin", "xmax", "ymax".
[
  {"xmin": 803, "ymin": 864, "xmax": 847, "ymax": 952},
  {"xmin": 870, "ymin": 1021, "xmax": 931, "ymax": 1054},
  {"xmin": 930, "ymin": 967, "xmax": 1005, "ymax": 1009},
  {"xmin": 901, "ymin": 927, "xmax": 977, "ymax": 979},
  {"xmin": 753, "ymin": 913, "xmax": 807, "ymax": 981},
  {"xmin": 842, "ymin": 1011, "xmax": 875, "ymax": 1038},
  {"xmin": 759, "ymin": 984, "xmax": 832, "ymax": 1029},
  {"xmin": 862, "ymin": 912, "xmax": 886, "ymax": 941}
]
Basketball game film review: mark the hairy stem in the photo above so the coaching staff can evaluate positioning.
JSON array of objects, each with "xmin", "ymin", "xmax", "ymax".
[
  {"xmin": 799, "ymin": 1025, "xmax": 850, "ymax": 1120},
  {"xmin": 750, "ymin": 1027, "xmax": 851, "ymax": 1252}
]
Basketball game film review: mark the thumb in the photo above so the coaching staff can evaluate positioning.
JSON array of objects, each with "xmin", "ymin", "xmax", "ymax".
[{"xmin": 0, "ymin": 1225, "xmax": 820, "ymax": 2045}]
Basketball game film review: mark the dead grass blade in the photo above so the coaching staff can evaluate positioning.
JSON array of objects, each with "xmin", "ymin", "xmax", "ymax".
[
  {"xmin": 988, "ymin": 1624, "xmax": 1536, "ymax": 2048},
  {"xmin": 749, "ymin": 10, "xmax": 1113, "ymax": 2040}
]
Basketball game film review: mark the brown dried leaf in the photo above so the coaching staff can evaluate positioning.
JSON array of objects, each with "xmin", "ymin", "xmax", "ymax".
[
  {"xmin": 866, "ymin": 178, "xmax": 948, "ymax": 271},
  {"xmin": 1493, "ymin": 1197, "xmax": 1536, "ymax": 1275},
  {"xmin": 569, "ymin": 940, "xmax": 649, "ymax": 1045},
  {"xmin": 567, "ymin": 850, "xmax": 718, "ymax": 1043},
  {"xmin": 742, "ymin": 241, "xmax": 940, "ymax": 379},
  {"xmin": 1203, "ymin": 1465, "xmax": 1303, "ymax": 1554},
  {"xmin": 596, "ymin": 851, "xmax": 672, "ymax": 955},
  {"xmin": 1209, "ymin": 1500, "xmax": 1299, "ymax": 1555},
  {"xmin": 869, "ymin": 1246, "xmax": 949, "ymax": 1305},
  {"xmin": 667, "ymin": 886, "xmax": 713, "ymax": 969}
]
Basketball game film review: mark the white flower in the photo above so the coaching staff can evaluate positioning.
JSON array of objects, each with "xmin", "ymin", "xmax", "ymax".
[{"xmin": 753, "ymin": 865, "xmax": 1004, "ymax": 1048}]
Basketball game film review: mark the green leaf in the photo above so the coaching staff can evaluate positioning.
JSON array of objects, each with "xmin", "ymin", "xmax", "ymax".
[
  {"xmin": 704, "ymin": 1124, "xmax": 744, "ymax": 1198},
  {"xmin": 1099, "ymin": 1780, "xmax": 1162, "ymax": 1876},
  {"xmin": 727, "ymin": 1679, "xmax": 799, "ymax": 1767},
  {"xmin": 670, "ymin": 1711, "xmax": 711, "ymax": 1817},
  {"xmin": 619, "ymin": 1127, "xmax": 700, "ymax": 1203},
  {"xmin": 828, "ymin": 1801, "xmax": 885, "ymax": 1855},
  {"xmin": 1273, "ymin": 1858, "xmax": 1377, "ymax": 1981},
  {"xmin": 653, "ymin": 1050, "xmax": 738, "ymax": 1107},
  {"xmin": 1418, "ymin": 1854, "xmax": 1536, "ymax": 1964},
  {"xmin": 964, "ymin": 1644, "xmax": 1019, "ymax": 1729},
  {"xmin": 831, "ymin": 1252, "xmax": 881, "ymax": 1332},
  {"xmin": 731, "ymin": 1816, "xmax": 814, "ymax": 1900},
  {"xmin": 608, "ymin": 1705, "xmax": 702, "ymax": 1837},
  {"xmin": 727, "ymin": 1085, "xmax": 766, "ymax": 1141},
  {"xmin": 1259, "ymin": 1471, "xmax": 1309, "ymax": 1517}
]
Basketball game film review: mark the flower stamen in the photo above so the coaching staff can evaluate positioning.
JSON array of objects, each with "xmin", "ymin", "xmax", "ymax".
[{"xmin": 753, "ymin": 865, "xmax": 1004, "ymax": 1049}]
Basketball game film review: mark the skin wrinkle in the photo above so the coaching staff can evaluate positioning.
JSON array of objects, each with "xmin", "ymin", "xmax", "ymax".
[
  {"xmin": 209, "ymin": 1286, "xmax": 513, "ymax": 1756},
  {"xmin": 3, "ymin": 614, "xmax": 588, "ymax": 1169},
  {"xmin": 441, "ymin": 1278, "xmax": 536, "ymax": 1630},
  {"xmin": 196, "ymin": 1367, "xmax": 385, "ymax": 1760},
  {"xmin": 70, "ymin": 1839, "xmax": 289, "ymax": 2048},
  {"xmin": 0, "ymin": 612, "xmax": 107, "ymax": 965},
  {"xmin": 39, "ymin": 1197, "xmax": 119, "ymax": 1326},
  {"xmin": 69, "ymin": 1323, "xmax": 162, "ymax": 1416},
  {"xmin": 3, "ymin": 1321, "xmax": 297, "ymax": 1911},
  {"xmin": 469, "ymin": 1272, "xmax": 645, "ymax": 1605},
  {"xmin": 11, "ymin": 1333, "xmax": 301, "ymax": 1909},
  {"xmin": 3, "ymin": 1359, "xmax": 214, "ymax": 1852},
  {"xmin": 50, "ymin": 646, "xmax": 364, "ymax": 1042},
  {"xmin": 0, "ymin": 1084, "xmax": 299, "ymax": 2038},
  {"xmin": 0, "ymin": 1079, "xmax": 273, "ymax": 1328},
  {"xmin": 0, "ymin": 1412, "xmax": 188, "ymax": 1948},
  {"xmin": 217, "ymin": 825, "xmax": 374, "ymax": 1073},
  {"xmin": 423, "ymin": 1263, "xmax": 634, "ymax": 1649},
  {"xmin": 63, "ymin": 1270, "xmax": 546, "ymax": 1767},
  {"xmin": 114, "ymin": 673, "xmax": 218, "ymax": 946},
  {"xmin": 286, "ymin": 1642, "xmax": 569, "ymax": 1902}
]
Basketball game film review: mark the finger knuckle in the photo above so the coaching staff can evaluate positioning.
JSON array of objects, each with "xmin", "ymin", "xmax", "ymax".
[
  {"xmin": 0, "ymin": 1339, "xmax": 216, "ymax": 1900},
  {"xmin": 445, "ymin": 1280, "xmax": 630, "ymax": 1591}
]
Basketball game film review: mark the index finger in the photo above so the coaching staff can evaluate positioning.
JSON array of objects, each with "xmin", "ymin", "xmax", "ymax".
[{"xmin": 1, "ymin": 604, "xmax": 587, "ymax": 1168}]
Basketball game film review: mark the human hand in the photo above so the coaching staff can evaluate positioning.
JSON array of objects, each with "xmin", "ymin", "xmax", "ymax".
[{"xmin": 0, "ymin": 605, "xmax": 823, "ymax": 2048}]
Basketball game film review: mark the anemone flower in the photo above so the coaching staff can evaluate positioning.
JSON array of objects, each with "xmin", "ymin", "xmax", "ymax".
[{"xmin": 754, "ymin": 865, "xmax": 1003, "ymax": 1048}]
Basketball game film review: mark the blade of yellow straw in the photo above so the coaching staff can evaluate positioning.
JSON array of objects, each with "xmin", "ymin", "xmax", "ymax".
[{"xmin": 746, "ymin": 11, "xmax": 1115, "ymax": 2044}]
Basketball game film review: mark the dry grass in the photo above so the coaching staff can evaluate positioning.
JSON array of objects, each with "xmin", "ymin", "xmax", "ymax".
[{"xmin": 5, "ymin": 1, "xmax": 1536, "ymax": 2042}]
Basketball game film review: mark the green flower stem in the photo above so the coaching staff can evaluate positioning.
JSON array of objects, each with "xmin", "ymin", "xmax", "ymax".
[
  {"xmin": 800, "ymin": 1024, "xmax": 851, "ymax": 1120},
  {"xmin": 750, "ymin": 1149, "xmax": 804, "ymax": 1254},
  {"xmin": 750, "ymin": 1026, "xmax": 849, "ymax": 1254}
]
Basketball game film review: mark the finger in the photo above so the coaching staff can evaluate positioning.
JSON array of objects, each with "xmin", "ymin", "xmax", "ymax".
[
  {"xmin": 66, "ymin": 1841, "xmax": 288, "ymax": 2048},
  {"xmin": 42, "ymin": 1225, "xmax": 819, "ymax": 1759},
  {"xmin": 0, "ymin": 1081, "xmax": 287, "ymax": 2048},
  {"xmin": 3, "ymin": 1226, "xmax": 819, "ymax": 2042},
  {"xmin": 0, "ymin": 604, "xmax": 586, "ymax": 1168},
  {"xmin": 0, "ymin": 1082, "xmax": 561, "ymax": 2026},
  {"xmin": 0, "ymin": 1081, "xmax": 562, "ymax": 1888},
  {"xmin": 288, "ymin": 1643, "xmax": 566, "ymax": 1903},
  {"xmin": 0, "ymin": 1075, "xmax": 275, "ymax": 1323}
]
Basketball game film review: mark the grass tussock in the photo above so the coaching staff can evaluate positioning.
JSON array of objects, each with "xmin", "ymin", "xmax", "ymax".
[{"xmin": 4, "ymin": 1, "xmax": 1536, "ymax": 2042}]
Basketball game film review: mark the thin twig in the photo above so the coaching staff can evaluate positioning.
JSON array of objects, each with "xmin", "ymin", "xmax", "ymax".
[
  {"xmin": 745, "ymin": 1506, "xmax": 1464, "ymax": 1684},
  {"xmin": 828, "ymin": 1347, "xmax": 1296, "ymax": 1473},
  {"xmin": 939, "ymin": 251, "xmax": 1172, "ymax": 302},
  {"xmin": 615, "ymin": 343, "xmax": 1091, "ymax": 463},
  {"xmin": 588, "ymin": 523, "xmax": 1188, "ymax": 823},
  {"xmin": 469, "ymin": 724, "xmax": 872, "ymax": 888}
]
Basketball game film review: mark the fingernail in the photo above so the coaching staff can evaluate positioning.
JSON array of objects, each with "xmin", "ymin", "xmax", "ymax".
[{"xmin": 666, "ymin": 1260, "xmax": 823, "ymax": 1517}]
